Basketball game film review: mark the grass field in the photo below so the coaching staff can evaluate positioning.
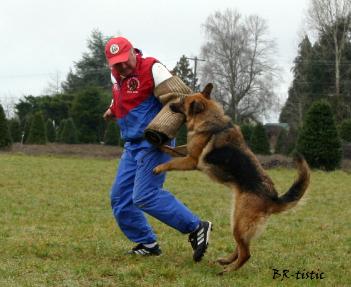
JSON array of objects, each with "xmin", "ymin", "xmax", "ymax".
[{"xmin": 0, "ymin": 153, "xmax": 350, "ymax": 287}]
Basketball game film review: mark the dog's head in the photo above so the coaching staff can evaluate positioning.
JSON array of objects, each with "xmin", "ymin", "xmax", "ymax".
[{"xmin": 170, "ymin": 83, "xmax": 213, "ymax": 118}]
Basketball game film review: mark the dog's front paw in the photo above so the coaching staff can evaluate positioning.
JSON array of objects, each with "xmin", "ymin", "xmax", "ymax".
[{"xmin": 153, "ymin": 165, "xmax": 165, "ymax": 175}]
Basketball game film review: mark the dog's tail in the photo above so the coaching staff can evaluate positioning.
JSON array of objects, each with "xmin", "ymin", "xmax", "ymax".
[{"xmin": 271, "ymin": 153, "xmax": 310, "ymax": 214}]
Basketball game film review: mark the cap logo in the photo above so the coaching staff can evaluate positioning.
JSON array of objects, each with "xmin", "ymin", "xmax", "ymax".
[{"xmin": 110, "ymin": 44, "xmax": 119, "ymax": 54}]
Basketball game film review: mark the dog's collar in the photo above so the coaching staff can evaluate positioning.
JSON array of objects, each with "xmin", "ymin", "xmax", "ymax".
[{"xmin": 207, "ymin": 121, "xmax": 234, "ymax": 135}]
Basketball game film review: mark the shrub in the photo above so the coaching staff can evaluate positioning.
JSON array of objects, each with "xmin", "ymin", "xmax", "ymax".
[
  {"xmin": 250, "ymin": 123, "xmax": 270, "ymax": 155},
  {"xmin": 240, "ymin": 124, "xmax": 254, "ymax": 147},
  {"xmin": 340, "ymin": 119, "xmax": 351, "ymax": 142},
  {"xmin": 70, "ymin": 87, "xmax": 104, "ymax": 143},
  {"xmin": 26, "ymin": 112, "xmax": 47, "ymax": 144},
  {"xmin": 8, "ymin": 119, "xmax": 22, "ymax": 143},
  {"xmin": 104, "ymin": 121, "xmax": 120, "ymax": 146},
  {"xmin": 23, "ymin": 116, "xmax": 32, "ymax": 144},
  {"xmin": 46, "ymin": 119, "xmax": 56, "ymax": 142},
  {"xmin": 0, "ymin": 104, "xmax": 12, "ymax": 148},
  {"xmin": 297, "ymin": 100, "xmax": 342, "ymax": 171},
  {"xmin": 57, "ymin": 119, "xmax": 67, "ymax": 142},
  {"xmin": 61, "ymin": 118, "xmax": 79, "ymax": 144}
]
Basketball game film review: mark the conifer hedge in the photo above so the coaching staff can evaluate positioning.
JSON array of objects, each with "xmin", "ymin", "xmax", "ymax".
[
  {"xmin": 0, "ymin": 104, "xmax": 12, "ymax": 148},
  {"xmin": 297, "ymin": 100, "xmax": 342, "ymax": 170}
]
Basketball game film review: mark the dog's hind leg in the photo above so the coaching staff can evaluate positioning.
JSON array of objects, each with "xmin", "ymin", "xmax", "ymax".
[
  {"xmin": 219, "ymin": 197, "xmax": 268, "ymax": 274},
  {"xmin": 218, "ymin": 228, "xmax": 251, "ymax": 275}
]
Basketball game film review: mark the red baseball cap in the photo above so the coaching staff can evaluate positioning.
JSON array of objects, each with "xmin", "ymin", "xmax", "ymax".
[{"xmin": 105, "ymin": 37, "xmax": 133, "ymax": 66}]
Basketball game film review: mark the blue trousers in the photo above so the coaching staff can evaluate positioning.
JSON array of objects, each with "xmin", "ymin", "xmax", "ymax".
[{"xmin": 110, "ymin": 145, "xmax": 200, "ymax": 244}]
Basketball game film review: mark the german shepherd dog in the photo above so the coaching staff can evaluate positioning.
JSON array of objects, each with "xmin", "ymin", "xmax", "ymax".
[{"xmin": 153, "ymin": 84, "xmax": 310, "ymax": 274}]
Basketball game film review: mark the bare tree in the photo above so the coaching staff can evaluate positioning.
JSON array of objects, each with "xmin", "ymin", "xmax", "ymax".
[
  {"xmin": 43, "ymin": 70, "xmax": 62, "ymax": 95},
  {"xmin": 307, "ymin": 0, "xmax": 351, "ymax": 105},
  {"xmin": 199, "ymin": 9, "xmax": 280, "ymax": 123},
  {"xmin": 0, "ymin": 94, "xmax": 16, "ymax": 118}
]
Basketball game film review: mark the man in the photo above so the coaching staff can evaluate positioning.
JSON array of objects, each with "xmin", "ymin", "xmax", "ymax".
[{"xmin": 103, "ymin": 36, "xmax": 212, "ymax": 261}]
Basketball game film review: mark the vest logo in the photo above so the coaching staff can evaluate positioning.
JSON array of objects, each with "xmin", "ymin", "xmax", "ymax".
[
  {"xmin": 127, "ymin": 77, "xmax": 140, "ymax": 92},
  {"xmin": 110, "ymin": 44, "xmax": 119, "ymax": 54}
]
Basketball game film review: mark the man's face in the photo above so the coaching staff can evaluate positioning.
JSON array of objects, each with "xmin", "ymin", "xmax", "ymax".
[{"xmin": 113, "ymin": 49, "xmax": 137, "ymax": 77}]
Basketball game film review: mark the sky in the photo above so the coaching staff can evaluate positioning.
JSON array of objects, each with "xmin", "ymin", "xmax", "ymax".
[{"xmin": 0, "ymin": 0, "xmax": 310, "ymax": 120}]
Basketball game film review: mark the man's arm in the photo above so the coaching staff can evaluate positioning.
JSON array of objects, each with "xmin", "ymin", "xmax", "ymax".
[
  {"xmin": 103, "ymin": 73, "xmax": 118, "ymax": 121},
  {"xmin": 152, "ymin": 62, "xmax": 173, "ymax": 87}
]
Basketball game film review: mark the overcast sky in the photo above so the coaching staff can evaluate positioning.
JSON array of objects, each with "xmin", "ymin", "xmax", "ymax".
[{"xmin": 0, "ymin": 0, "xmax": 309, "ymax": 120}]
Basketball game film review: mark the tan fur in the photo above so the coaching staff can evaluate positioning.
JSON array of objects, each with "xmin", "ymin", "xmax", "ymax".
[{"xmin": 153, "ymin": 84, "xmax": 310, "ymax": 274}]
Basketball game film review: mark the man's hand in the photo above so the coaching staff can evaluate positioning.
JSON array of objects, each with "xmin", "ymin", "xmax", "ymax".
[{"xmin": 103, "ymin": 108, "xmax": 114, "ymax": 121}]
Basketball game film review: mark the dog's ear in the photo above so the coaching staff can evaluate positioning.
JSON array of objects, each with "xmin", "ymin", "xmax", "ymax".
[
  {"xmin": 201, "ymin": 83, "xmax": 213, "ymax": 99},
  {"xmin": 189, "ymin": 100, "xmax": 205, "ymax": 115}
]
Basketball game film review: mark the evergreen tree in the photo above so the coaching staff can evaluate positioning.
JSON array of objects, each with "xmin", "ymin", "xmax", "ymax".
[
  {"xmin": 57, "ymin": 119, "xmax": 67, "ymax": 142},
  {"xmin": 104, "ymin": 121, "xmax": 120, "ymax": 146},
  {"xmin": 172, "ymin": 55, "xmax": 197, "ymax": 90},
  {"xmin": 62, "ymin": 30, "xmax": 111, "ymax": 93},
  {"xmin": 297, "ymin": 101, "xmax": 342, "ymax": 170},
  {"xmin": 26, "ymin": 112, "xmax": 47, "ymax": 144},
  {"xmin": 240, "ymin": 124, "xmax": 254, "ymax": 147},
  {"xmin": 279, "ymin": 36, "xmax": 314, "ymax": 131},
  {"xmin": 22, "ymin": 116, "xmax": 32, "ymax": 144},
  {"xmin": 280, "ymin": 19, "xmax": 351, "ymax": 128},
  {"xmin": 176, "ymin": 124, "xmax": 187, "ymax": 146},
  {"xmin": 0, "ymin": 104, "xmax": 12, "ymax": 148},
  {"xmin": 61, "ymin": 118, "xmax": 79, "ymax": 144},
  {"xmin": 70, "ymin": 86, "xmax": 107, "ymax": 143},
  {"xmin": 8, "ymin": 119, "xmax": 22, "ymax": 143},
  {"xmin": 340, "ymin": 118, "xmax": 351, "ymax": 142},
  {"xmin": 250, "ymin": 123, "xmax": 270, "ymax": 155},
  {"xmin": 46, "ymin": 119, "xmax": 56, "ymax": 142},
  {"xmin": 15, "ymin": 93, "xmax": 73, "ymax": 129}
]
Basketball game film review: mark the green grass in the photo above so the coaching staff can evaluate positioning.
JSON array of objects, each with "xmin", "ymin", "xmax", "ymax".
[{"xmin": 0, "ymin": 154, "xmax": 350, "ymax": 287}]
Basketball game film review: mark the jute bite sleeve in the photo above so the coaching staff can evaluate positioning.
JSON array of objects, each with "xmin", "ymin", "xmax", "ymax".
[{"xmin": 144, "ymin": 76, "xmax": 192, "ymax": 145}]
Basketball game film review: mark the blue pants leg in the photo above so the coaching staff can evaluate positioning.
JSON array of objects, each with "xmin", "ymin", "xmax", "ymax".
[
  {"xmin": 110, "ymin": 150, "xmax": 157, "ymax": 244},
  {"xmin": 133, "ymin": 148, "xmax": 200, "ymax": 234}
]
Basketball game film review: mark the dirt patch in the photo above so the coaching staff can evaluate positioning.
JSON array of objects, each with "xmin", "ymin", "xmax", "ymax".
[
  {"xmin": 1, "ymin": 143, "xmax": 122, "ymax": 159},
  {"xmin": 341, "ymin": 159, "xmax": 351, "ymax": 172},
  {"xmin": 2, "ymin": 144, "xmax": 350, "ymax": 170},
  {"xmin": 257, "ymin": 154, "xmax": 295, "ymax": 169}
]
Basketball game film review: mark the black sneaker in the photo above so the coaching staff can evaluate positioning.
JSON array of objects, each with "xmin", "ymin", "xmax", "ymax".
[
  {"xmin": 188, "ymin": 221, "xmax": 212, "ymax": 262},
  {"xmin": 127, "ymin": 243, "xmax": 162, "ymax": 256}
]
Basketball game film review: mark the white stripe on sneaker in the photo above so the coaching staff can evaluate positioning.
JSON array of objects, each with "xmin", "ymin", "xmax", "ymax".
[
  {"xmin": 198, "ymin": 238, "xmax": 204, "ymax": 245},
  {"xmin": 198, "ymin": 233, "xmax": 204, "ymax": 241}
]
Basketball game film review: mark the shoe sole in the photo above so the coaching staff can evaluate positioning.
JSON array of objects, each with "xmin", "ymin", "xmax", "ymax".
[
  {"xmin": 206, "ymin": 222, "xmax": 213, "ymax": 245},
  {"xmin": 127, "ymin": 252, "xmax": 162, "ymax": 256}
]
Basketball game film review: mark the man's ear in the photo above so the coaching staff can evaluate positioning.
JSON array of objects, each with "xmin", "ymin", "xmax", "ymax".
[
  {"xmin": 201, "ymin": 83, "xmax": 213, "ymax": 99},
  {"xmin": 189, "ymin": 100, "xmax": 205, "ymax": 115}
]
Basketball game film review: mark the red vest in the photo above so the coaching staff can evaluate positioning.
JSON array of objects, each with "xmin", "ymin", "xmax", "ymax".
[{"xmin": 110, "ymin": 53, "xmax": 158, "ymax": 119}]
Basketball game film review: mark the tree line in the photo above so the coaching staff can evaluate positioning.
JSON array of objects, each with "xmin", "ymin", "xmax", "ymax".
[{"xmin": 1, "ymin": 1, "xmax": 351, "ymax": 171}]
